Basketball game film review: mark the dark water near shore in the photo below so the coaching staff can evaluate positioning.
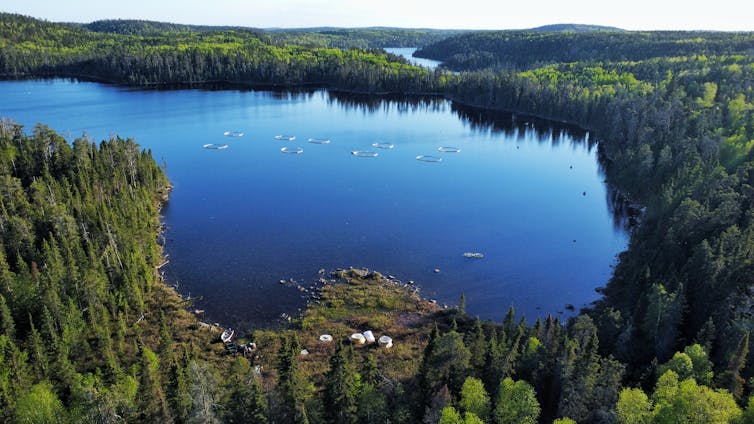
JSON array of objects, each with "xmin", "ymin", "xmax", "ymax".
[{"xmin": 0, "ymin": 79, "xmax": 628, "ymax": 329}]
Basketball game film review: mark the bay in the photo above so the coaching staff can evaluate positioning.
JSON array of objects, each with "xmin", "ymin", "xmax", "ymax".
[{"xmin": 0, "ymin": 79, "xmax": 628, "ymax": 329}]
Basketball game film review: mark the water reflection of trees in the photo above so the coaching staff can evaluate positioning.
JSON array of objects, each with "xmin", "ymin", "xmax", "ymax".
[
  {"xmin": 326, "ymin": 91, "xmax": 446, "ymax": 115},
  {"xmin": 450, "ymin": 102, "xmax": 594, "ymax": 149}
]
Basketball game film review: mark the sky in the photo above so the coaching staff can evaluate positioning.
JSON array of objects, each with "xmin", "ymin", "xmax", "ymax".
[{"xmin": 2, "ymin": 0, "xmax": 752, "ymax": 31}]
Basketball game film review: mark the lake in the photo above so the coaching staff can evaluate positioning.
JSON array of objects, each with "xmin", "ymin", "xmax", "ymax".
[
  {"xmin": 383, "ymin": 47, "xmax": 443, "ymax": 69},
  {"xmin": 0, "ymin": 79, "xmax": 628, "ymax": 329}
]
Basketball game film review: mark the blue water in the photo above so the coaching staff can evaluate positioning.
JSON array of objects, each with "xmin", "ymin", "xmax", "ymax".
[
  {"xmin": 0, "ymin": 79, "xmax": 627, "ymax": 329},
  {"xmin": 384, "ymin": 47, "xmax": 442, "ymax": 69}
]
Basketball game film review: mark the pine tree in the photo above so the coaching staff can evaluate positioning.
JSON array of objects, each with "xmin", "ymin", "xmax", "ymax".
[
  {"xmin": 503, "ymin": 305, "xmax": 516, "ymax": 335},
  {"xmin": 275, "ymin": 335, "xmax": 309, "ymax": 424},
  {"xmin": 166, "ymin": 355, "xmax": 191, "ymax": 423},
  {"xmin": 247, "ymin": 371, "xmax": 269, "ymax": 424},
  {"xmin": 466, "ymin": 318, "xmax": 487, "ymax": 375},
  {"xmin": 138, "ymin": 345, "xmax": 172, "ymax": 423},
  {"xmin": 419, "ymin": 322, "xmax": 440, "ymax": 410},
  {"xmin": 362, "ymin": 353, "xmax": 381, "ymax": 386},
  {"xmin": 324, "ymin": 341, "xmax": 360, "ymax": 424},
  {"xmin": 225, "ymin": 356, "xmax": 267, "ymax": 424},
  {"xmin": 0, "ymin": 294, "xmax": 14, "ymax": 339}
]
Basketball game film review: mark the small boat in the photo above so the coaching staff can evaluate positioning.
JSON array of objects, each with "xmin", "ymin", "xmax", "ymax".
[
  {"xmin": 463, "ymin": 252, "xmax": 485, "ymax": 259},
  {"xmin": 351, "ymin": 150, "xmax": 379, "ymax": 158},
  {"xmin": 438, "ymin": 146, "xmax": 461, "ymax": 153},
  {"xmin": 274, "ymin": 135, "xmax": 296, "ymax": 141},
  {"xmin": 223, "ymin": 131, "xmax": 244, "ymax": 137},
  {"xmin": 221, "ymin": 328, "xmax": 234, "ymax": 343}
]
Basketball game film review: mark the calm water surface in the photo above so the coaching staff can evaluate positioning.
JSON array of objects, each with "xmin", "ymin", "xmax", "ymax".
[
  {"xmin": 0, "ymin": 79, "xmax": 628, "ymax": 328},
  {"xmin": 384, "ymin": 47, "xmax": 442, "ymax": 69}
]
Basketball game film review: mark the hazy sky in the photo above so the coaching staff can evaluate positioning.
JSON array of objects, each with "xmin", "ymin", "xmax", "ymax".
[{"xmin": 2, "ymin": 0, "xmax": 751, "ymax": 31}]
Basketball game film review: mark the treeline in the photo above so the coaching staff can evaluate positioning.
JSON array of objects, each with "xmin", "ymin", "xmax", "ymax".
[
  {"xmin": 0, "ymin": 13, "xmax": 437, "ymax": 93},
  {"xmin": 80, "ymin": 19, "xmax": 267, "ymax": 37},
  {"xmin": 76, "ymin": 19, "xmax": 463, "ymax": 48},
  {"xmin": 266, "ymin": 28, "xmax": 467, "ymax": 49},
  {"xmin": 0, "ymin": 120, "xmax": 181, "ymax": 421},
  {"xmin": 426, "ymin": 26, "xmax": 754, "ymax": 414},
  {"xmin": 414, "ymin": 30, "xmax": 754, "ymax": 71}
]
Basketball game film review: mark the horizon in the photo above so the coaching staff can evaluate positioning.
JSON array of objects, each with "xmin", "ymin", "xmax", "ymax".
[{"xmin": 2, "ymin": 0, "xmax": 753, "ymax": 32}]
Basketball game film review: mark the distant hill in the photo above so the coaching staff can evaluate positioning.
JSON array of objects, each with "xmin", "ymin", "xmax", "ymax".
[
  {"xmin": 70, "ymin": 19, "xmax": 465, "ymax": 48},
  {"xmin": 415, "ymin": 29, "xmax": 754, "ymax": 71},
  {"xmin": 82, "ymin": 19, "xmax": 264, "ymax": 36},
  {"xmin": 265, "ymin": 27, "xmax": 469, "ymax": 48},
  {"xmin": 529, "ymin": 23, "xmax": 624, "ymax": 32}
]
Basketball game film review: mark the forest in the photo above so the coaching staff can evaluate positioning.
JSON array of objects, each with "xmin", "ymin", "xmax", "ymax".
[{"xmin": 2, "ymin": 11, "xmax": 754, "ymax": 423}]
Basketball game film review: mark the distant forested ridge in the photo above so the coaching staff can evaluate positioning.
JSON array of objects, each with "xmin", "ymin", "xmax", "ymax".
[
  {"xmin": 4, "ymin": 11, "xmax": 754, "ymax": 423},
  {"xmin": 265, "ymin": 27, "xmax": 468, "ymax": 49},
  {"xmin": 79, "ymin": 19, "xmax": 267, "ymax": 37},
  {"xmin": 528, "ymin": 23, "xmax": 624, "ymax": 32},
  {"xmin": 77, "ymin": 19, "xmax": 465, "ymax": 48},
  {"xmin": 415, "ymin": 30, "xmax": 754, "ymax": 70},
  {"xmin": 0, "ymin": 13, "xmax": 437, "ymax": 93}
]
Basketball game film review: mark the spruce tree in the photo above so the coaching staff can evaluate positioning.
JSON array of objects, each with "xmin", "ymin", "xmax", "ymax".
[
  {"xmin": 275, "ymin": 335, "xmax": 309, "ymax": 424},
  {"xmin": 466, "ymin": 318, "xmax": 487, "ymax": 376},
  {"xmin": 0, "ymin": 294, "xmax": 14, "ymax": 339},
  {"xmin": 324, "ymin": 341, "xmax": 360, "ymax": 424}
]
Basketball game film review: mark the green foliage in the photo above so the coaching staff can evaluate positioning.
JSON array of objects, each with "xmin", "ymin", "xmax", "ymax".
[
  {"xmin": 423, "ymin": 329, "xmax": 471, "ymax": 395},
  {"xmin": 4, "ymin": 12, "xmax": 754, "ymax": 421},
  {"xmin": 615, "ymin": 388, "xmax": 652, "ymax": 424},
  {"xmin": 0, "ymin": 13, "xmax": 436, "ymax": 94},
  {"xmin": 458, "ymin": 376, "xmax": 490, "ymax": 421},
  {"xmin": 552, "ymin": 418, "xmax": 577, "ymax": 424},
  {"xmin": 324, "ymin": 341, "xmax": 360, "ymax": 424},
  {"xmin": 658, "ymin": 352, "xmax": 695, "ymax": 381},
  {"xmin": 494, "ymin": 377, "xmax": 540, "ymax": 424},
  {"xmin": 653, "ymin": 371, "xmax": 742, "ymax": 424},
  {"xmin": 275, "ymin": 334, "xmax": 310, "ymax": 424},
  {"xmin": 13, "ymin": 382, "xmax": 66, "ymax": 424},
  {"xmin": 683, "ymin": 344, "xmax": 714, "ymax": 385},
  {"xmin": 439, "ymin": 406, "xmax": 463, "ymax": 424}
]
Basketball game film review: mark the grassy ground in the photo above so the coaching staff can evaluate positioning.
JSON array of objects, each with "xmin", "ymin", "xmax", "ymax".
[{"xmin": 249, "ymin": 268, "xmax": 446, "ymax": 388}]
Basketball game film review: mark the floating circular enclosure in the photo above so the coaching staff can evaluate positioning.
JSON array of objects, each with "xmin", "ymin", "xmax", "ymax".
[
  {"xmin": 416, "ymin": 155, "xmax": 442, "ymax": 162},
  {"xmin": 308, "ymin": 138, "xmax": 331, "ymax": 144},
  {"xmin": 438, "ymin": 146, "xmax": 461, "ymax": 153},
  {"xmin": 274, "ymin": 135, "xmax": 296, "ymax": 141},
  {"xmin": 372, "ymin": 142, "xmax": 395, "ymax": 149},
  {"xmin": 281, "ymin": 146, "xmax": 303, "ymax": 154},
  {"xmin": 203, "ymin": 143, "xmax": 229, "ymax": 150},
  {"xmin": 223, "ymin": 131, "xmax": 244, "ymax": 137},
  {"xmin": 351, "ymin": 150, "xmax": 379, "ymax": 158}
]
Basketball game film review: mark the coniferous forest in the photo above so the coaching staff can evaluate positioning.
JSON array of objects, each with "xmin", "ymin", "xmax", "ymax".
[{"xmin": 2, "ymin": 11, "xmax": 754, "ymax": 423}]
